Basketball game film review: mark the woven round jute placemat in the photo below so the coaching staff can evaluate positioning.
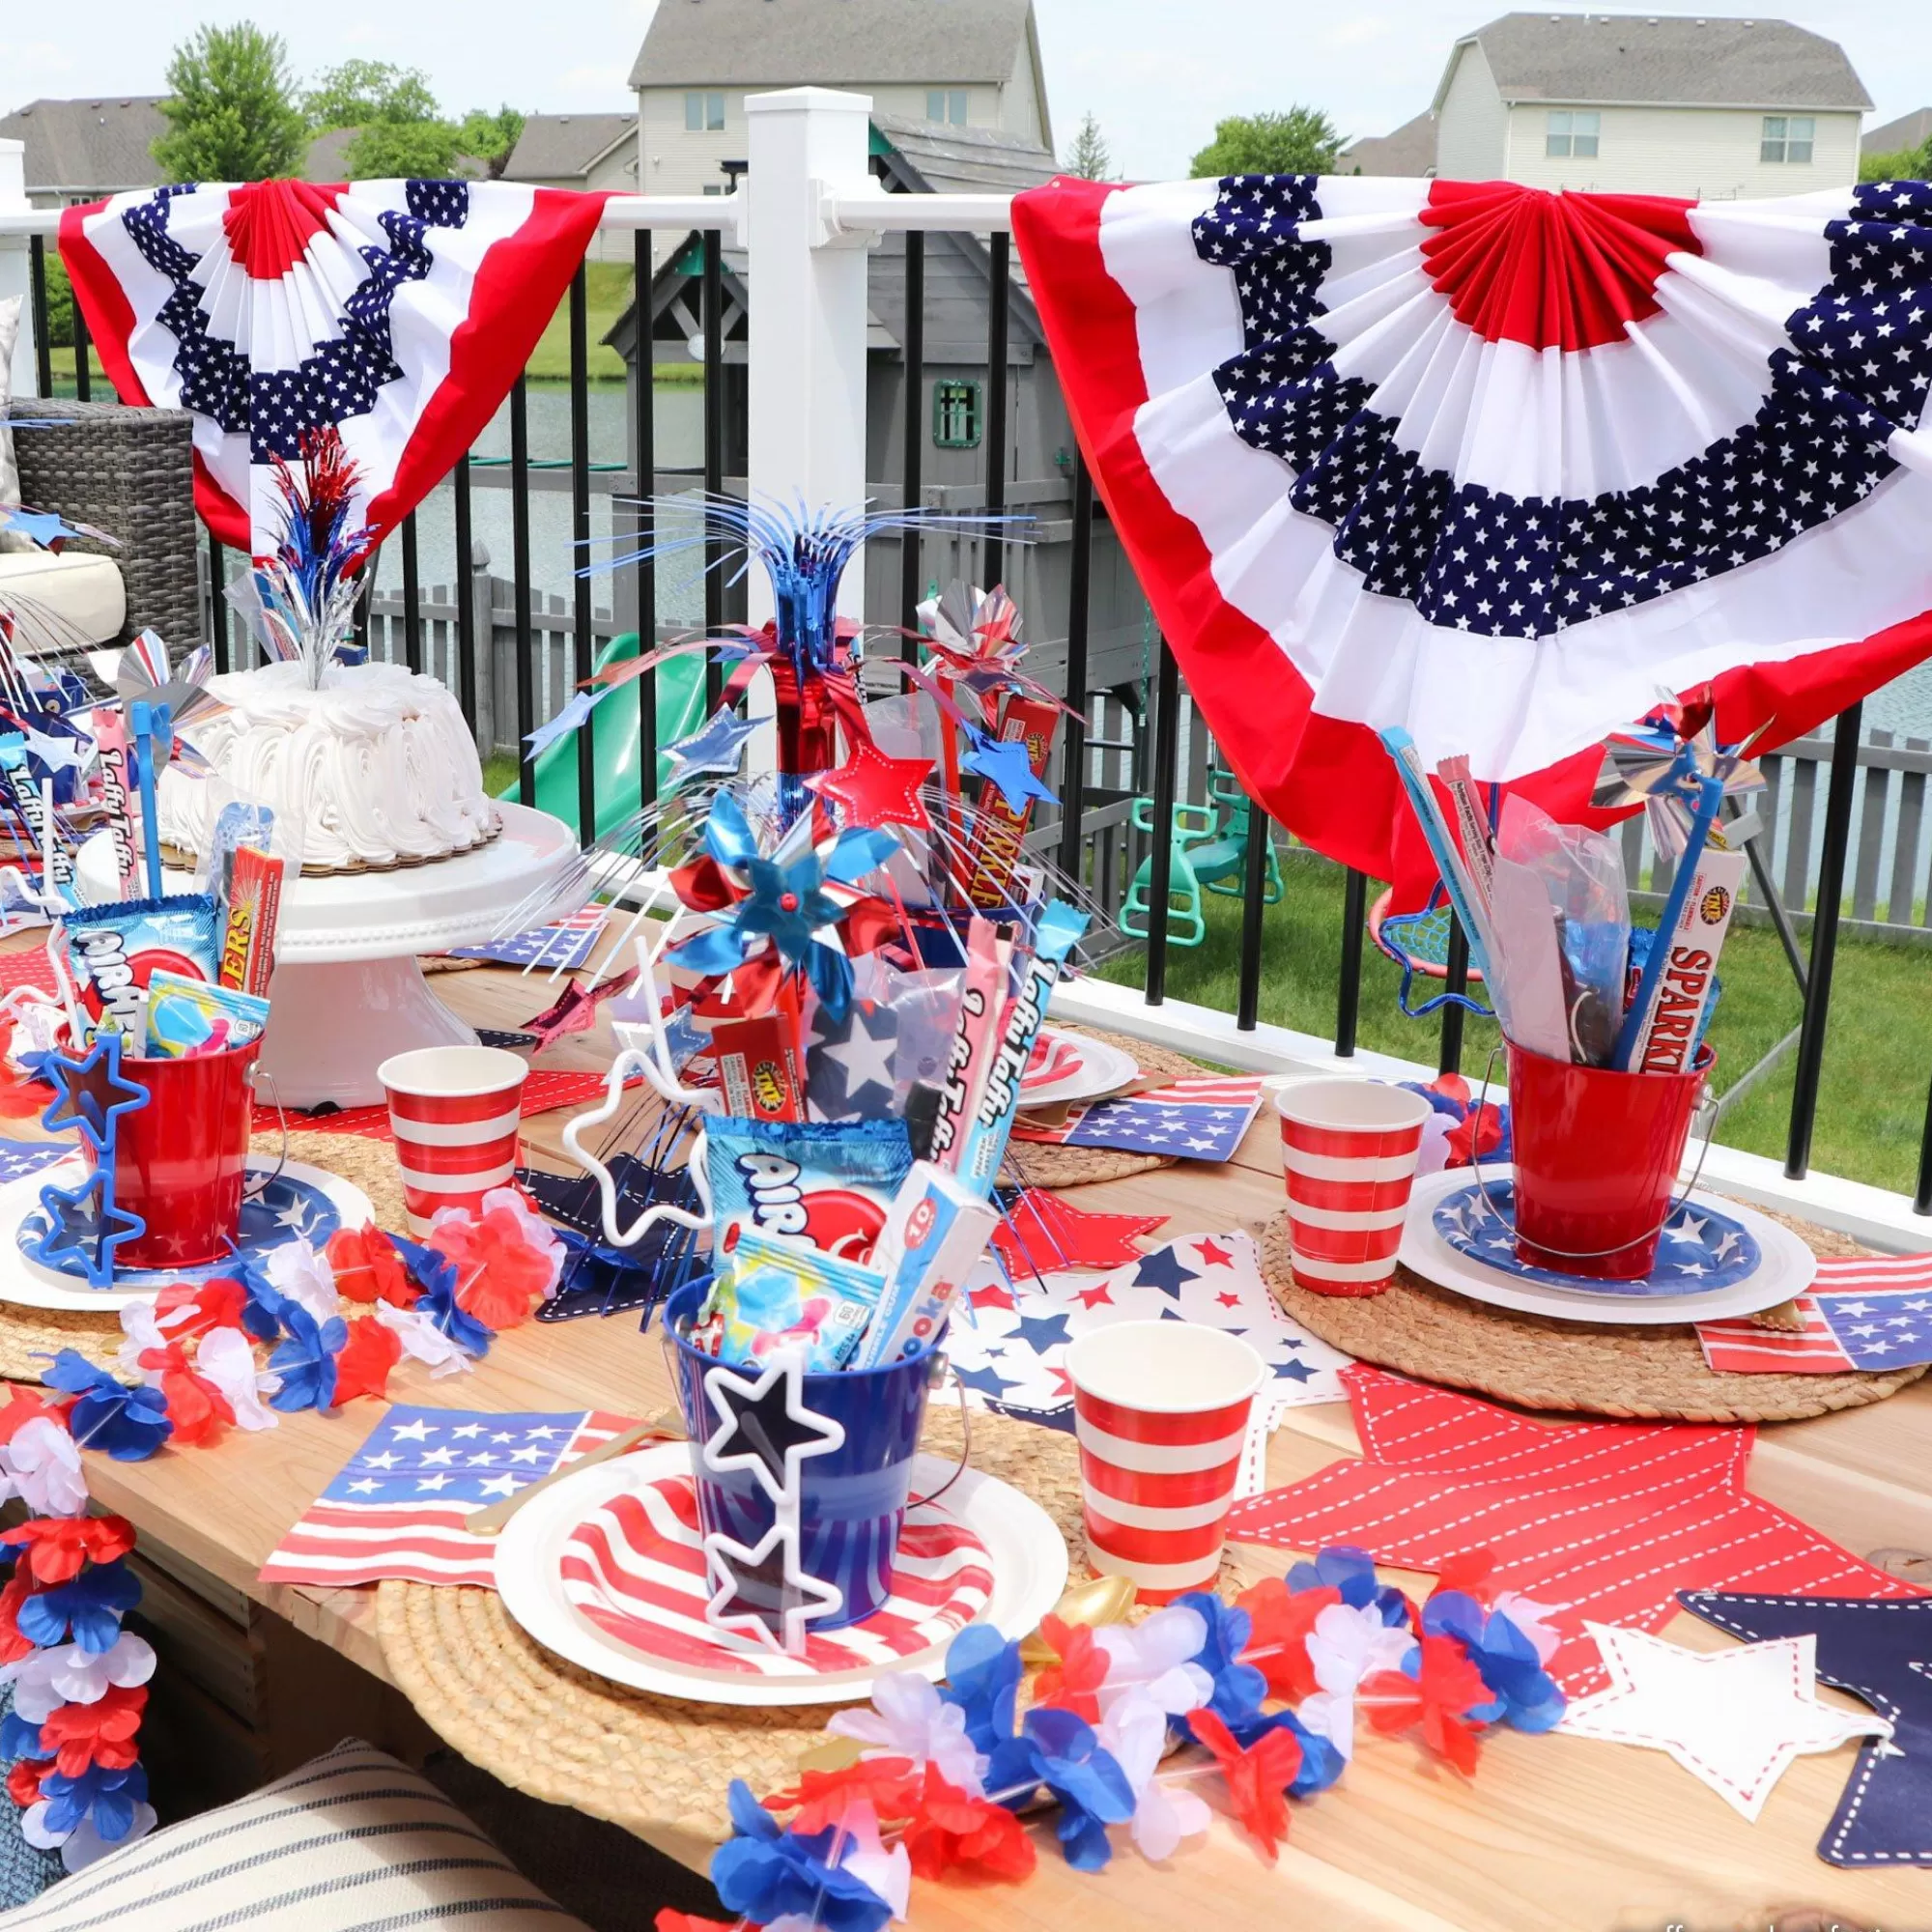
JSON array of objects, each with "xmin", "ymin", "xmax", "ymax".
[
  {"xmin": 1260, "ymin": 1211, "xmax": 1927, "ymax": 1423},
  {"xmin": 0, "ymin": 1129, "xmax": 411, "ymax": 1387},
  {"xmin": 378, "ymin": 1394, "xmax": 1236, "ymax": 1845},
  {"xmin": 1000, "ymin": 1027, "xmax": 1203, "ymax": 1189}
]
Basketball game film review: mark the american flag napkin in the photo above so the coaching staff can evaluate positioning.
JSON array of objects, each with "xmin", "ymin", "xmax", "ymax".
[
  {"xmin": 1009, "ymin": 1075, "xmax": 1265, "ymax": 1162},
  {"xmin": 259, "ymin": 1404, "xmax": 636, "ymax": 1588},
  {"xmin": 1697, "ymin": 1253, "xmax": 1932, "ymax": 1375},
  {"xmin": 445, "ymin": 907, "xmax": 606, "ymax": 972}
]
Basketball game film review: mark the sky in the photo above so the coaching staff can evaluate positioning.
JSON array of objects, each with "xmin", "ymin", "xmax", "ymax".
[{"xmin": 5, "ymin": 0, "xmax": 1932, "ymax": 180}]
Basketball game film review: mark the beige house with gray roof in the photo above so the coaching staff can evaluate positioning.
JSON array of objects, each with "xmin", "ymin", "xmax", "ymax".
[
  {"xmin": 629, "ymin": 0, "xmax": 1050, "ymax": 259},
  {"xmin": 1433, "ymin": 13, "xmax": 1870, "ymax": 198}
]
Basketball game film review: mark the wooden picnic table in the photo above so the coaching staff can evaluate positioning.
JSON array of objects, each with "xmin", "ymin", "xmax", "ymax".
[{"xmin": 11, "ymin": 948, "xmax": 1932, "ymax": 1930}]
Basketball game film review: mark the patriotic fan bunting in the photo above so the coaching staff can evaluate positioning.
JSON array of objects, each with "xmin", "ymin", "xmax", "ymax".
[
  {"xmin": 60, "ymin": 178, "xmax": 610, "ymax": 551},
  {"xmin": 1010, "ymin": 174, "xmax": 1932, "ymax": 899}
]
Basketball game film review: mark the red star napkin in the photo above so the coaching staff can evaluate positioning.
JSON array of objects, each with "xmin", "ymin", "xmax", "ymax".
[
  {"xmin": 991, "ymin": 1187, "xmax": 1168, "ymax": 1275},
  {"xmin": 1223, "ymin": 1366, "xmax": 1920, "ymax": 1694}
]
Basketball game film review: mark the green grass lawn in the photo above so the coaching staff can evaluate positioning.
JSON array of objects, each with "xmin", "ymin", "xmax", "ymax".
[
  {"xmin": 526, "ymin": 261, "xmax": 636, "ymax": 384},
  {"xmin": 1096, "ymin": 851, "xmax": 1932, "ymax": 1197}
]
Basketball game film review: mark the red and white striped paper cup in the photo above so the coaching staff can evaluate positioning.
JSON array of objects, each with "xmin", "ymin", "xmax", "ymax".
[
  {"xmin": 1064, "ymin": 1321, "xmax": 1266, "ymax": 1603},
  {"xmin": 378, "ymin": 1045, "xmax": 529, "ymax": 1236},
  {"xmin": 1274, "ymin": 1077, "xmax": 1434, "ymax": 1296}
]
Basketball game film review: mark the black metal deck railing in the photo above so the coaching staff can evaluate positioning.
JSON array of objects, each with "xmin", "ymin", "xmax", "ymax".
[{"xmin": 18, "ymin": 229, "xmax": 1915, "ymax": 1209}]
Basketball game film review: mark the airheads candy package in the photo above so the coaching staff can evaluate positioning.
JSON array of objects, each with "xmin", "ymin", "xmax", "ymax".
[
  {"xmin": 144, "ymin": 971, "xmax": 270, "ymax": 1060},
  {"xmin": 685, "ymin": 1227, "xmax": 887, "ymax": 1372},
  {"xmin": 706, "ymin": 1117, "xmax": 913, "ymax": 1267},
  {"xmin": 60, "ymin": 894, "xmax": 221, "ymax": 1041}
]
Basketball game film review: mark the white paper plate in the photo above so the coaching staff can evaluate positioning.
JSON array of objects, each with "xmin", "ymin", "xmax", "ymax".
[
  {"xmin": 1399, "ymin": 1166, "xmax": 1816, "ymax": 1325},
  {"xmin": 0, "ymin": 1156, "xmax": 374, "ymax": 1313},
  {"xmin": 496, "ymin": 1444, "xmax": 1069, "ymax": 1707},
  {"xmin": 1020, "ymin": 1030, "xmax": 1140, "ymax": 1109}
]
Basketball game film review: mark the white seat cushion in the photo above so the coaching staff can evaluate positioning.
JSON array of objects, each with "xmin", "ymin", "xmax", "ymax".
[
  {"xmin": 0, "ymin": 1739, "xmax": 592, "ymax": 1930},
  {"xmin": 0, "ymin": 549, "xmax": 127, "ymax": 650}
]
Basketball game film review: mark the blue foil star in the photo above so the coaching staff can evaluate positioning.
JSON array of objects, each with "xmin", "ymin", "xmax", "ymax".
[
  {"xmin": 960, "ymin": 725, "xmax": 1057, "ymax": 813},
  {"xmin": 665, "ymin": 708, "xmax": 759, "ymax": 785},
  {"xmin": 40, "ymin": 1034, "xmax": 151, "ymax": 1154},
  {"xmin": 27, "ymin": 1171, "xmax": 146, "ymax": 1288}
]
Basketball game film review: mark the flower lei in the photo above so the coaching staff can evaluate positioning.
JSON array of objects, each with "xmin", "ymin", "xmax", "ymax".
[
  {"xmin": 43, "ymin": 1186, "xmax": 567, "ymax": 1459},
  {"xmin": 656, "ymin": 1546, "xmax": 1564, "ymax": 1932},
  {"xmin": 0, "ymin": 1392, "xmax": 155, "ymax": 1872}
]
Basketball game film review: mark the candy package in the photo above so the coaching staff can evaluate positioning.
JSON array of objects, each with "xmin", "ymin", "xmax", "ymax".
[
  {"xmin": 686, "ymin": 1227, "xmax": 887, "ymax": 1371},
  {"xmin": 144, "ymin": 971, "xmax": 270, "ymax": 1059},
  {"xmin": 706, "ymin": 1116, "xmax": 913, "ymax": 1266},
  {"xmin": 61, "ymin": 894, "xmax": 221, "ymax": 1041}
]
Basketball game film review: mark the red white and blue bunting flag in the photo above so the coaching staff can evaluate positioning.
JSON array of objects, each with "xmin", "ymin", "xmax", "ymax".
[
  {"xmin": 1011, "ymin": 175, "xmax": 1932, "ymax": 895},
  {"xmin": 59, "ymin": 179, "xmax": 609, "ymax": 553}
]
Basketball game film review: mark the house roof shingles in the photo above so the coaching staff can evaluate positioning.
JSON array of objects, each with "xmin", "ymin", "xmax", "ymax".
[
  {"xmin": 1864, "ymin": 107, "xmax": 1932, "ymax": 156},
  {"xmin": 869, "ymin": 110, "xmax": 1054, "ymax": 196},
  {"xmin": 502, "ymin": 112, "xmax": 637, "ymax": 181},
  {"xmin": 1448, "ymin": 13, "xmax": 1872, "ymax": 111},
  {"xmin": 629, "ymin": 0, "xmax": 1031, "ymax": 89},
  {"xmin": 0, "ymin": 97, "xmax": 166, "ymax": 194},
  {"xmin": 1339, "ymin": 109, "xmax": 1437, "ymax": 178}
]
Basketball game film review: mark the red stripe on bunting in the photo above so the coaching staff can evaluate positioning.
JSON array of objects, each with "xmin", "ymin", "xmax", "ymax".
[
  {"xmin": 360, "ymin": 187, "xmax": 611, "ymax": 543},
  {"xmin": 1009, "ymin": 177, "xmax": 1932, "ymax": 907}
]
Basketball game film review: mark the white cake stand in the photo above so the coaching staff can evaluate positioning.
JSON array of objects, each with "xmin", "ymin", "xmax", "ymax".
[{"xmin": 75, "ymin": 803, "xmax": 589, "ymax": 1108}]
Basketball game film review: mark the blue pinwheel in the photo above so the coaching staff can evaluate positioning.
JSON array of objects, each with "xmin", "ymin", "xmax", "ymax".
[{"xmin": 667, "ymin": 795, "xmax": 897, "ymax": 1018}]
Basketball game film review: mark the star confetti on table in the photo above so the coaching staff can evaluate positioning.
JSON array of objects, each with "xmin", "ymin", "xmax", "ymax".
[
  {"xmin": 40, "ymin": 1034, "xmax": 152, "ymax": 1153},
  {"xmin": 700, "ymin": 1353, "xmax": 845, "ymax": 1503},
  {"xmin": 991, "ymin": 1186, "xmax": 1168, "ymax": 1276},
  {"xmin": 946, "ymin": 1232, "xmax": 1350, "ymax": 1486},
  {"xmin": 1681, "ymin": 1592, "xmax": 1932, "ymax": 1865},
  {"xmin": 806, "ymin": 742, "xmax": 935, "ymax": 833},
  {"xmin": 1559, "ymin": 1622, "xmax": 1889, "ymax": 1821},
  {"xmin": 28, "ymin": 1170, "xmax": 146, "ymax": 1289},
  {"xmin": 1222, "ymin": 1368, "xmax": 1919, "ymax": 1696}
]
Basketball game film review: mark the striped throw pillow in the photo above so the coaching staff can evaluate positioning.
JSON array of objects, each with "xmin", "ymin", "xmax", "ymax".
[{"xmin": 0, "ymin": 1739, "xmax": 591, "ymax": 1930}]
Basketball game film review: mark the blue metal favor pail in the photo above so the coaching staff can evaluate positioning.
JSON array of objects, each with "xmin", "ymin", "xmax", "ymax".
[{"xmin": 663, "ymin": 1282, "xmax": 943, "ymax": 1630}]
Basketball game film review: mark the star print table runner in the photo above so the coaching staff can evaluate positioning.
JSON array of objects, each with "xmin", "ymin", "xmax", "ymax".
[
  {"xmin": 946, "ymin": 1233, "xmax": 1351, "ymax": 1491},
  {"xmin": 259, "ymin": 1404, "xmax": 635, "ymax": 1588},
  {"xmin": 1696, "ymin": 1252, "xmax": 1932, "ymax": 1372}
]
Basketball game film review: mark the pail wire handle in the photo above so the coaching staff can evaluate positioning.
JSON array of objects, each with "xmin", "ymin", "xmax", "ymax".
[
  {"xmin": 1467, "ymin": 1045, "xmax": 1719, "ymax": 1264},
  {"xmin": 243, "ymin": 1065, "xmax": 291, "ymax": 1200},
  {"xmin": 909, "ymin": 1352, "xmax": 973, "ymax": 1511}
]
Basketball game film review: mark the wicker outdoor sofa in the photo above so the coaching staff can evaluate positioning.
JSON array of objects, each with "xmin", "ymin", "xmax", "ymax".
[{"xmin": 3, "ymin": 398, "xmax": 202, "ymax": 652}]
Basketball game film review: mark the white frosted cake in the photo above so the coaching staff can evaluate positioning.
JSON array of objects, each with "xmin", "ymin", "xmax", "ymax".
[{"xmin": 157, "ymin": 661, "xmax": 499, "ymax": 873}]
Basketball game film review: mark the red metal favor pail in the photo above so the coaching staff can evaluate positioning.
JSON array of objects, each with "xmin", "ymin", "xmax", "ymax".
[
  {"xmin": 75, "ymin": 1039, "xmax": 259, "ymax": 1268},
  {"xmin": 1505, "ymin": 1040, "xmax": 1713, "ymax": 1279}
]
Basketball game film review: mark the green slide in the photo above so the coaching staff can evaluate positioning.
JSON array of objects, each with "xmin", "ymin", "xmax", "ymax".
[{"xmin": 497, "ymin": 631, "xmax": 708, "ymax": 842}]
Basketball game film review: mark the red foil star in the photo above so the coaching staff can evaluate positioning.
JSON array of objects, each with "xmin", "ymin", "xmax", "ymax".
[{"xmin": 806, "ymin": 741, "xmax": 935, "ymax": 833}]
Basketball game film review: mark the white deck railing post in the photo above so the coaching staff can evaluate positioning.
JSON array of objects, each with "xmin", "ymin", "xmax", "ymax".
[
  {"xmin": 742, "ymin": 85, "xmax": 876, "ymax": 624},
  {"xmin": 0, "ymin": 142, "xmax": 38, "ymax": 400}
]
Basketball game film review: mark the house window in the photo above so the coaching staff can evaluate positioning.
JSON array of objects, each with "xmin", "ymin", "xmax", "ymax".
[
  {"xmin": 1545, "ymin": 109, "xmax": 1600, "ymax": 158},
  {"xmin": 685, "ymin": 92, "xmax": 724, "ymax": 132},
  {"xmin": 1761, "ymin": 115, "xmax": 1815, "ymax": 163},
  {"xmin": 933, "ymin": 379, "xmax": 981, "ymax": 449},
  {"xmin": 926, "ymin": 89, "xmax": 968, "ymax": 127}
]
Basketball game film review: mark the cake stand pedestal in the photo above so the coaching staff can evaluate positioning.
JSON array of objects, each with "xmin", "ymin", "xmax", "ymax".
[{"xmin": 77, "ymin": 802, "xmax": 588, "ymax": 1109}]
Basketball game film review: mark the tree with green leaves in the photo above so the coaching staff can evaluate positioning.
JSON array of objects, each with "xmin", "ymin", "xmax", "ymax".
[
  {"xmin": 1861, "ymin": 138, "xmax": 1932, "ymax": 184},
  {"xmin": 1189, "ymin": 106, "xmax": 1342, "ymax": 180},
  {"xmin": 1065, "ymin": 111, "xmax": 1114, "ymax": 182},
  {"xmin": 304, "ymin": 60, "xmax": 441, "ymax": 133},
  {"xmin": 458, "ymin": 107, "xmax": 526, "ymax": 180},
  {"xmin": 152, "ymin": 22, "xmax": 307, "ymax": 182}
]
